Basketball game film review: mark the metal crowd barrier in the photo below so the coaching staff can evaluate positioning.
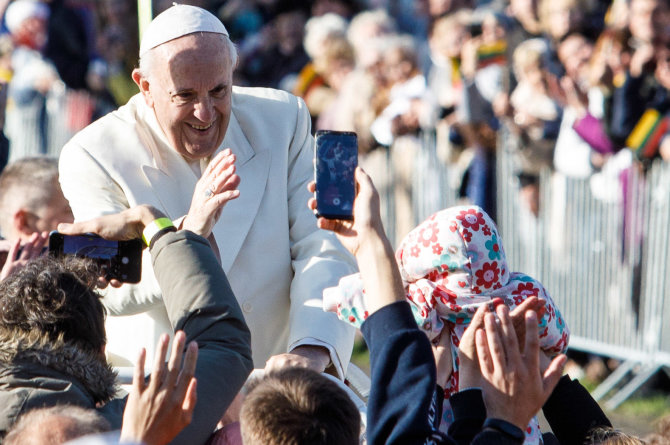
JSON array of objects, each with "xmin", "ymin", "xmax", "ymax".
[{"xmin": 383, "ymin": 126, "xmax": 670, "ymax": 409}]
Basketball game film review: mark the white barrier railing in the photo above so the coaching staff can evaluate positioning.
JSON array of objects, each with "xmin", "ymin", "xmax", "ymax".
[{"xmin": 382, "ymin": 126, "xmax": 670, "ymax": 408}]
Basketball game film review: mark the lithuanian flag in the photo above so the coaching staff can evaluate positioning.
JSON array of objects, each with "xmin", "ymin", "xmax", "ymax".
[
  {"xmin": 476, "ymin": 40, "xmax": 507, "ymax": 69},
  {"xmin": 626, "ymin": 109, "xmax": 670, "ymax": 159}
]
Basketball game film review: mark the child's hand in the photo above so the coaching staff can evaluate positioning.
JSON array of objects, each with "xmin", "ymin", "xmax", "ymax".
[
  {"xmin": 458, "ymin": 304, "xmax": 490, "ymax": 390},
  {"xmin": 432, "ymin": 330, "xmax": 453, "ymax": 388}
]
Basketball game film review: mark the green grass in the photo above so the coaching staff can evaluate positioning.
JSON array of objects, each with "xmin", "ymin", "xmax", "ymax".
[
  {"xmin": 615, "ymin": 394, "xmax": 670, "ymax": 419},
  {"xmin": 350, "ymin": 338, "xmax": 370, "ymax": 373},
  {"xmin": 578, "ymin": 376, "xmax": 670, "ymax": 436}
]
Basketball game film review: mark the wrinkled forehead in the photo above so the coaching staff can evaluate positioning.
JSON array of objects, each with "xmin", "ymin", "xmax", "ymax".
[{"xmin": 151, "ymin": 33, "xmax": 232, "ymax": 83}]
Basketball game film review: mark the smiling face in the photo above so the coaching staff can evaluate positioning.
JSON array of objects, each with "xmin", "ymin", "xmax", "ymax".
[{"xmin": 133, "ymin": 33, "xmax": 233, "ymax": 161}]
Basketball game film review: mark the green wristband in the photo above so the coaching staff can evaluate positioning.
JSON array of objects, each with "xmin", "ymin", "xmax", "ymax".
[{"xmin": 142, "ymin": 217, "xmax": 175, "ymax": 246}]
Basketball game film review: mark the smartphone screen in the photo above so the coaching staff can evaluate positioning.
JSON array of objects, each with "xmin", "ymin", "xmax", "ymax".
[
  {"xmin": 49, "ymin": 232, "xmax": 143, "ymax": 283},
  {"xmin": 63, "ymin": 235, "xmax": 119, "ymax": 259},
  {"xmin": 314, "ymin": 130, "xmax": 358, "ymax": 220}
]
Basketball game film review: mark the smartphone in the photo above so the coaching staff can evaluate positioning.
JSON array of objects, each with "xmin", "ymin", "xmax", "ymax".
[
  {"xmin": 469, "ymin": 22, "xmax": 483, "ymax": 37},
  {"xmin": 314, "ymin": 130, "xmax": 358, "ymax": 220},
  {"xmin": 48, "ymin": 232, "xmax": 143, "ymax": 283}
]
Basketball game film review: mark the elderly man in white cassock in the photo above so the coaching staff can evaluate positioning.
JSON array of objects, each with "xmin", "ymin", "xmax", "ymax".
[{"xmin": 59, "ymin": 4, "xmax": 356, "ymax": 379}]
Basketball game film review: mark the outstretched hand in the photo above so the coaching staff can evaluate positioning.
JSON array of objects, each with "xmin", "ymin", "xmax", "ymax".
[
  {"xmin": 183, "ymin": 149, "xmax": 240, "ymax": 237},
  {"xmin": 57, "ymin": 205, "xmax": 166, "ymax": 242},
  {"xmin": 120, "ymin": 331, "xmax": 198, "ymax": 445},
  {"xmin": 475, "ymin": 305, "xmax": 566, "ymax": 430}
]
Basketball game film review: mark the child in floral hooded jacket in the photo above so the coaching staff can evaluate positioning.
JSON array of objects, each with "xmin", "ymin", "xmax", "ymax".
[{"xmin": 323, "ymin": 205, "xmax": 569, "ymax": 444}]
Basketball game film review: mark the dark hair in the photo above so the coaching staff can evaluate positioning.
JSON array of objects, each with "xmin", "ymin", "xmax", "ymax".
[
  {"xmin": 240, "ymin": 367, "xmax": 360, "ymax": 445},
  {"xmin": 0, "ymin": 255, "xmax": 106, "ymax": 352}
]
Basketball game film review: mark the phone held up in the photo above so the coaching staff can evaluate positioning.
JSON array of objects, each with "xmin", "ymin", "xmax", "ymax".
[
  {"xmin": 314, "ymin": 130, "xmax": 358, "ymax": 220},
  {"xmin": 48, "ymin": 232, "xmax": 143, "ymax": 283}
]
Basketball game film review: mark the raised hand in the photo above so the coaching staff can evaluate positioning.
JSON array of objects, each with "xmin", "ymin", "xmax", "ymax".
[
  {"xmin": 182, "ymin": 149, "xmax": 240, "ymax": 237},
  {"xmin": 310, "ymin": 167, "xmax": 405, "ymax": 315},
  {"xmin": 120, "ymin": 331, "xmax": 198, "ymax": 445},
  {"xmin": 475, "ymin": 305, "xmax": 566, "ymax": 430},
  {"xmin": 308, "ymin": 167, "xmax": 383, "ymax": 257},
  {"xmin": 0, "ymin": 232, "xmax": 49, "ymax": 281}
]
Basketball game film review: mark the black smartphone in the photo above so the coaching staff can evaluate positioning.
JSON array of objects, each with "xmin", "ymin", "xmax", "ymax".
[
  {"xmin": 314, "ymin": 130, "xmax": 358, "ymax": 220},
  {"xmin": 48, "ymin": 232, "xmax": 143, "ymax": 283},
  {"xmin": 469, "ymin": 22, "xmax": 482, "ymax": 37}
]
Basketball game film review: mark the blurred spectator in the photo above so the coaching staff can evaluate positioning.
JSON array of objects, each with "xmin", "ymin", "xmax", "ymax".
[
  {"xmin": 240, "ymin": 8, "xmax": 309, "ymax": 89},
  {"xmin": 428, "ymin": 0, "xmax": 473, "ymax": 18},
  {"xmin": 0, "ymin": 34, "xmax": 11, "ymax": 172},
  {"xmin": 371, "ymin": 35, "xmax": 425, "ymax": 146},
  {"xmin": 628, "ymin": 0, "xmax": 670, "ymax": 46},
  {"xmin": 424, "ymin": 10, "xmax": 469, "ymax": 128},
  {"xmin": 655, "ymin": 48, "xmax": 670, "ymax": 162},
  {"xmin": 538, "ymin": 0, "xmax": 586, "ymax": 42},
  {"xmin": 553, "ymin": 33, "xmax": 608, "ymax": 178},
  {"xmin": 312, "ymin": 35, "xmax": 356, "ymax": 130},
  {"xmin": 310, "ymin": 0, "xmax": 360, "ymax": 18},
  {"xmin": 507, "ymin": 38, "xmax": 562, "ymax": 215},
  {"xmin": 455, "ymin": 11, "xmax": 509, "ymax": 216},
  {"xmin": 609, "ymin": 0, "xmax": 670, "ymax": 147},
  {"xmin": 333, "ymin": 9, "xmax": 396, "ymax": 153},
  {"xmin": 96, "ymin": 0, "xmax": 139, "ymax": 105},
  {"xmin": 293, "ymin": 13, "xmax": 348, "ymax": 125},
  {"xmin": 3, "ymin": 0, "xmax": 62, "ymax": 161},
  {"xmin": 44, "ymin": 0, "xmax": 91, "ymax": 92}
]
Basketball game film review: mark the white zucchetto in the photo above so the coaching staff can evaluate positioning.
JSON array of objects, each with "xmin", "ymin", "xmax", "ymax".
[{"xmin": 139, "ymin": 3, "xmax": 229, "ymax": 57}]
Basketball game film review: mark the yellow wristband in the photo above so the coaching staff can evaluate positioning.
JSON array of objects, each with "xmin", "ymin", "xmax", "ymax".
[{"xmin": 142, "ymin": 217, "xmax": 175, "ymax": 246}]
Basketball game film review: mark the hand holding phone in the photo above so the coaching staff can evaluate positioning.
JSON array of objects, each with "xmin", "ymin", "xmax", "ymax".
[
  {"xmin": 314, "ymin": 130, "xmax": 358, "ymax": 220},
  {"xmin": 49, "ymin": 232, "xmax": 143, "ymax": 283}
]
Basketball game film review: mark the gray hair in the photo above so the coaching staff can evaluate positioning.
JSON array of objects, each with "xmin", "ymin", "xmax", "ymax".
[
  {"xmin": 303, "ymin": 13, "xmax": 348, "ymax": 60},
  {"xmin": 4, "ymin": 405, "xmax": 110, "ymax": 445},
  {"xmin": 138, "ymin": 32, "xmax": 238, "ymax": 78},
  {"xmin": 347, "ymin": 9, "xmax": 396, "ymax": 50}
]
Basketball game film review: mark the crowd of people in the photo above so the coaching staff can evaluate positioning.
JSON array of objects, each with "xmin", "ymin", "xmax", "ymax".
[{"xmin": 0, "ymin": 0, "xmax": 668, "ymax": 444}]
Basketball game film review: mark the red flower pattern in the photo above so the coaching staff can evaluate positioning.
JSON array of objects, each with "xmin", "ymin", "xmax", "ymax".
[
  {"xmin": 410, "ymin": 245, "xmax": 420, "ymax": 257},
  {"xmin": 432, "ymin": 243, "xmax": 443, "ymax": 255},
  {"xmin": 456, "ymin": 209, "xmax": 486, "ymax": 232},
  {"xmin": 462, "ymin": 229, "xmax": 472, "ymax": 242},
  {"xmin": 475, "ymin": 261, "xmax": 500, "ymax": 288},
  {"xmin": 482, "ymin": 225, "xmax": 492, "ymax": 236},
  {"xmin": 513, "ymin": 282, "xmax": 539, "ymax": 297}
]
